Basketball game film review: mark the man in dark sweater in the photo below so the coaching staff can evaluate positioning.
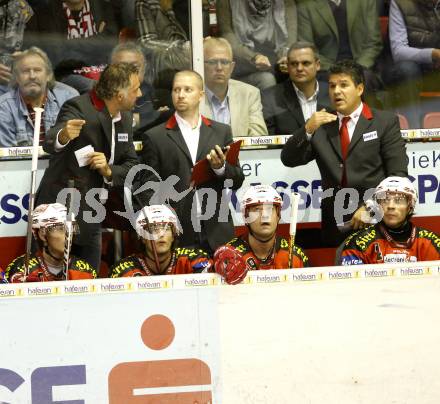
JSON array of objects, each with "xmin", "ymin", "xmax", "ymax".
[{"xmin": 297, "ymin": 0, "xmax": 383, "ymax": 103}]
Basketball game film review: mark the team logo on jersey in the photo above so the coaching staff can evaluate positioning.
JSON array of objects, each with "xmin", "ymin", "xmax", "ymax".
[
  {"xmin": 341, "ymin": 255, "xmax": 364, "ymax": 266},
  {"xmin": 192, "ymin": 260, "xmax": 211, "ymax": 273},
  {"xmin": 246, "ymin": 257, "xmax": 258, "ymax": 271}
]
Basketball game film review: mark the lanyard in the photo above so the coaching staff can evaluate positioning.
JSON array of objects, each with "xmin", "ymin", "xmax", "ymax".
[{"xmin": 137, "ymin": 253, "xmax": 177, "ymax": 276}]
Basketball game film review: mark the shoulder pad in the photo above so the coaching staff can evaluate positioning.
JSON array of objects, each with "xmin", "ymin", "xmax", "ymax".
[
  {"xmin": 292, "ymin": 244, "xmax": 310, "ymax": 265},
  {"xmin": 175, "ymin": 247, "xmax": 208, "ymax": 259},
  {"xmin": 346, "ymin": 226, "xmax": 379, "ymax": 252},
  {"xmin": 110, "ymin": 255, "xmax": 140, "ymax": 278},
  {"xmin": 278, "ymin": 237, "xmax": 290, "ymax": 251},
  {"xmin": 225, "ymin": 237, "xmax": 249, "ymax": 254},
  {"xmin": 6, "ymin": 254, "xmax": 39, "ymax": 278},
  {"xmin": 417, "ymin": 228, "xmax": 440, "ymax": 252},
  {"xmin": 70, "ymin": 257, "xmax": 96, "ymax": 275}
]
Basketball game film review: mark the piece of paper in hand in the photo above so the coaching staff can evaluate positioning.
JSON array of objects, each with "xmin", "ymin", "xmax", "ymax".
[{"xmin": 75, "ymin": 145, "xmax": 95, "ymax": 167}]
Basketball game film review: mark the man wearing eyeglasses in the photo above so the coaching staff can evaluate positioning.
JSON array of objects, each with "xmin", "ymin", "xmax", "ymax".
[
  {"xmin": 200, "ymin": 37, "xmax": 268, "ymax": 138},
  {"xmin": 337, "ymin": 177, "xmax": 440, "ymax": 265}
]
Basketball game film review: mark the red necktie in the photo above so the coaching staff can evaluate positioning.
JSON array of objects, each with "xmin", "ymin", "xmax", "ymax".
[{"xmin": 340, "ymin": 116, "xmax": 350, "ymax": 186}]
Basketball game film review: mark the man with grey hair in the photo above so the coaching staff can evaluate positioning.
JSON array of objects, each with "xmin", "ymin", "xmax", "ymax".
[
  {"xmin": 0, "ymin": 47, "xmax": 78, "ymax": 147},
  {"xmin": 36, "ymin": 62, "xmax": 141, "ymax": 270},
  {"xmin": 200, "ymin": 37, "xmax": 268, "ymax": 137}
]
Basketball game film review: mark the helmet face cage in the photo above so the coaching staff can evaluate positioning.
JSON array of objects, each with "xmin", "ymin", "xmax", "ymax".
[
  {"xmin": 374, "ymin": 177, "xmax": 418, "ymax": 211},
  {"xmin": 136, "ymin": 205, "xmax": 180, "ymax": 240},
  {"xmin": 32, "ymin": 203, "xmax": 78, "ymax": 233},
  {"xmin": 240, "ymin": 185, "xmax": 283, "ymax": 221},
  {"xmin": 137, "ymin": 219, "xmax": 175, "ymax": 239},
  {"xmin": 39, "ymin": 221, "xmax": 79, "ymax": 236}
]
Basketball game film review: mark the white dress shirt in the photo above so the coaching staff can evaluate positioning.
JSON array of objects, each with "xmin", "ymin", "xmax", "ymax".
[
  {"xmin": 174, "ymin": 112, "xmax": 226, "ymax": 216},
  {"xmin": 175, "ymin": 112, "xmax": 202, "ymax": 165},
  {"xmin": 336, "ymin": 101, "xmax": 363, "ymax": 141},
  {"xmin": 293, "ymin": 81, "xmax": 319, "ymax": 122}
]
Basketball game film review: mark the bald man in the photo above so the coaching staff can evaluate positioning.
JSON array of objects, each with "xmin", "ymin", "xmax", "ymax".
[{"xmin": 138, "ymin": 70, "xmax": 244, "ymax": 252}]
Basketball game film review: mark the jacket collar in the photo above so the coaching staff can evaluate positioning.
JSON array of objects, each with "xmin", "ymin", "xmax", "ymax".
[
  {"xmin": 89, "ymin": 88, "xmax": 105, "ymax": 111},
  {"xmin": 165, "ymin": 113, "xmax": 212, "ymax": 129},
  {"xmin": 361, "ymin": 102, "xmax": 373, "ymax": 120}
]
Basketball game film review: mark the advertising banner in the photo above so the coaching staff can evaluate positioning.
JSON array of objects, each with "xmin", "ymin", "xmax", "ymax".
[{"xmin": 2, "ymin": 264, "xmax": 440, "ymax": 403}]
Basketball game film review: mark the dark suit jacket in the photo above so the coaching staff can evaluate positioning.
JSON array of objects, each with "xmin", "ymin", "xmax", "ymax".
[
  {"xmin": 36, "ymin": 91, "xmax": 139, "ymax": 245},
  {"xmin": 281, "ymin": 104, "xmax": 408, "ymax": 245},
  {"xmin": 138, "ymin": 115, "xmax": 245, "ymax": 251},
  {"xmin": 262, "ymin": 79, "xmax": 330, "ymax": 135}
]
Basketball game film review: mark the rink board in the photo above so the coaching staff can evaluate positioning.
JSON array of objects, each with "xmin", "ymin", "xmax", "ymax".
[{"xmin": 1, "ymin": 262, "xmax": 440, "ymax": 403}]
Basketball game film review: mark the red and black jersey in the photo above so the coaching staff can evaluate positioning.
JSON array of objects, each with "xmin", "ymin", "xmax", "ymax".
[
  {"xmin": 6, "ymin": 253, "xmax": 97, "ymax": 282},
  {"xmin": 0, "ymin": 267, "xmax": 7, "ymax": 284},
  {"xmin": 339, "ymin": 223, "xmax": 440, "ymax": 265},
  {"xmin": 226, "ymin": 235, "xmax": 310, "ymax": 270},
  {"xmin": 110, "ymin": 247, "xmax": 212, "ymax": 277}
]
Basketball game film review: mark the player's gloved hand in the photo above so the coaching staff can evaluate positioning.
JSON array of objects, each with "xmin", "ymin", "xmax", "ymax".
[{"xmin": 213, "ymin": 245, "xmax": 248, "ymax": 285}]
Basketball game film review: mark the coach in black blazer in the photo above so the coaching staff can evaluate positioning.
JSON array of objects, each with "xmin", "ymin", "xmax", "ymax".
[
  {"xmin": 138, "ymin": 71, "xmax": 244, "ymax": 252},
  {"xmin": 37, "ymin": 64, "xmax": 140, "ymax": 269},
  {"xmin": 281, "ymin": 60, "xmax": 408, "ymax": 246},
  {"xmin": 262, "ymin": 42, "xmax": 330, "ymax": 135}
]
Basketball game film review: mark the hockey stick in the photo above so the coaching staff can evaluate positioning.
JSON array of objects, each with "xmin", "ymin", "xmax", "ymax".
[
  {"xmin": 287, "ymin": 192, "xmax": 300, "ymax": 269},
  {"xmin": 63, "ymin": 179, "xmax": 75, "ymax": 280},
  {"xmin": 138, "ymin": 206, "xmax": 161, "ymax": 273},
  {"xmin": 24, "ymin": 107, "xmax": 44, "ymax": 277}
]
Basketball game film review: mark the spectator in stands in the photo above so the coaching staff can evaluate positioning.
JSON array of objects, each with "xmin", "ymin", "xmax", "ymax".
[
  {"xmin": 337, "ymin": 176, "xmax": 440, "ymax": 265},
  {"xmin": 24, "ymin": 0, "xmax": 118, "ymax": 93},
  {"xmin": 0, "ymin": 0, "xmax": 33, "ymax": 95},
  {"xmin": 297, "ymin": 0, "xmax": 383, "ymax": 102},
  {"xmin": 214, "ymin": 184, "xmax": 309, "ymax": 285},
  {"xmin": 0, "ymin": 47, "xmax": 78, "ymax": 147},
  {"xmin": 281, "ymin": 60, "xmax": 408, "ymax": 247},
  {"xmin": 5, "ymin": 203, "xmax": 97, "ymax": 282},
  {"xmin": 110, "ymin": 0, "xmax": 136, "ymax": 31},
  {"xmin": 388, "ymin": 0, "xmax": 440, "ymax": 128},
  {"xmin": 135, "ymin": 0, "xmax": 190, "ymax": 88},
  {"xmin": 217, "ymin": 0, "xmax": 297, "ymax": 91},
  {"xmin": 201, "ymin": 37, "xmax": 268, "ymax": 138},
  {"xmin": 111, "ymin": 205, "xmax": 212, "ymax": 277},
  {"xmin": 262, "ymin": 41, "xmax": 330, "ymax": 135},
  {"xmin": 110, "ymin": 42, "xmax": 171, "ymax": 138},
  {"xmin": 36, "ymin": 63, "xmax": 140, "ymax": 270}
]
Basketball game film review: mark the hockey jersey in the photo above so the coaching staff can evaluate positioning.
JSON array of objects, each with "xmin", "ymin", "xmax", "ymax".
[
  {"xmin": 339, "ymin": 223, "xmax": 440, "ymax": 265},
  {"xmin": 226, "ymin": 235, "xmax": 310, "ymax": 270},
  {"xmin": 110, "ymin": 247, "xmax": 212, "ymax": 277},
  {"xmin": 6, "ymin": 253, "xmax": 97, "ymax": 282}
]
